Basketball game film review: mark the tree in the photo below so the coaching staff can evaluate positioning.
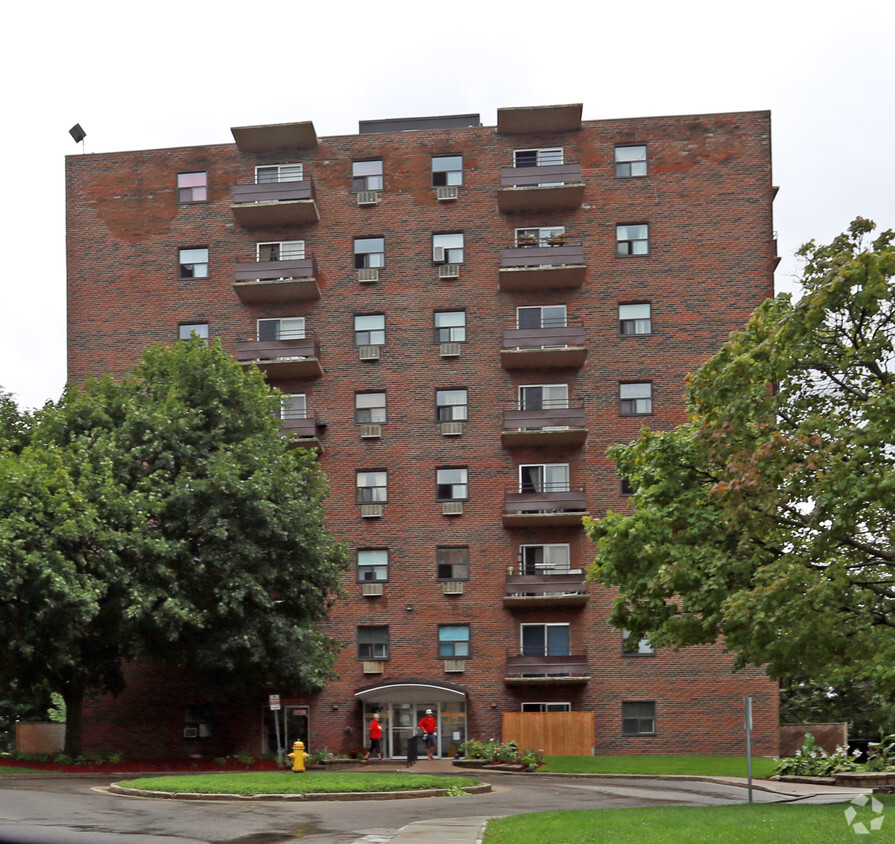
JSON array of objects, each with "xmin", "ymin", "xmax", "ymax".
[
  {"xmin": 587, "ymin": 219, "xmax": 895, "ymax": 693},
  {"xmin": 0, "ymin": 339, "xmax": 347, "ymax": 756}
]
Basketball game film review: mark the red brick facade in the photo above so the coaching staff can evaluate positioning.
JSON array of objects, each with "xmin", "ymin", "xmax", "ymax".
[{"xmin": 67, "ymin": 105, "xmax": 779, "ymax": 758}]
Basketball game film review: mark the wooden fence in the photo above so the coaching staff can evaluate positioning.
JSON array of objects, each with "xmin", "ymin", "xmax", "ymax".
[{"xmin": 502, "ymin": 711, "xmax": 593, "ymax": 756}]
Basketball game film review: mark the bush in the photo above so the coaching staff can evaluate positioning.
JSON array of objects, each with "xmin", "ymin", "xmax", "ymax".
[
  {"xmin": 106, "ymin": 753, "xmax": 123, "ymax": 765},
  {"xmin": 774, "ymin": 733, "xmax": 861, "ymax": 777},
  {"xmin": 231, "ymin": 751, "xmax": 254, "ymax": 768},
  {"xmin": 866, "ymin": 733, "xmax": 895, "ymax": 772},
  {"xmin": 52, "ymin": 753, "xmax": 73, "ymax": 765}
]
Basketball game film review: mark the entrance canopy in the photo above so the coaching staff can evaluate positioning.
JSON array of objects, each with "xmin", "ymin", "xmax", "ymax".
[{"xmin": 354, "ymin": 678, "xmax": 467, "ymax": 705}]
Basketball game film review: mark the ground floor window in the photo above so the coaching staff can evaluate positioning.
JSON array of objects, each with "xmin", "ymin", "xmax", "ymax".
[{"xmin": 622, "ymin": 701, "xmax": 656, "ymax": 736}]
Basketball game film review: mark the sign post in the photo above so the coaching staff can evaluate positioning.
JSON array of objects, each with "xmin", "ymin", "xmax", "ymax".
[
  {"xmin": 744, "ymin": 695, "xmax": 753, "ymax": 804},
  {"xmin": 269, "ymin": 695, "xmax": 282, "ymax": 767}
]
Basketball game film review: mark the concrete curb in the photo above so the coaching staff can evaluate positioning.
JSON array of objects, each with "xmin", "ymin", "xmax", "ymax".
[{"xmin": 107, "ymin": 783, "xmax": 491, "ymax": 801}]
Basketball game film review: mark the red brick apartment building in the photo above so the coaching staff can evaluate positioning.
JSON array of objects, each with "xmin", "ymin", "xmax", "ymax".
[{"xmin": 66, "ymin": 104, "xmax": 779, "ymax": 759}]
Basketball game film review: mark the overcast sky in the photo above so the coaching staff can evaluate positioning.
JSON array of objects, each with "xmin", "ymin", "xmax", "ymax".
[{"xmin": 3, "ymin": 0, "xmax": 893, "ymax": 410}]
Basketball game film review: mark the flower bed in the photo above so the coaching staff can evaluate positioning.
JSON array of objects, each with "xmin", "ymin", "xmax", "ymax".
[{"xmin": 0, "ymin": 756, "xmax": 280, "ymax": 774}]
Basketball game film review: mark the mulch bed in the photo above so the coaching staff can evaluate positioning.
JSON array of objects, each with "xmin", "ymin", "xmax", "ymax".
[{"xmin": 0, "ymin": 758, "xmax": 280, "ymax": 774}]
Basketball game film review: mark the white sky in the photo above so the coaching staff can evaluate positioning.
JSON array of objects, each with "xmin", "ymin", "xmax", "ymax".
[{"xmin": 3, "ymin": 0, "xmax": 893, "ymax": 410}]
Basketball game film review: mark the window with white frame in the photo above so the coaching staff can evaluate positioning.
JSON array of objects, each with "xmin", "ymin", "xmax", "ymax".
[
  {"xmin": 438, "ymin": 625, "xmax": 470, "ymax": 658},
  {"xmin": 432, "ymin": 232, "xmax": 464, "ymax": 264},
  {"xmin": 280, "ymin": 393, "xmax": 307, "ymax": 421},
  {"xmin": 352, "ymin": 160, "xmax": 383, "ymax": 192},
  {"xmin": 619, "ymin": 303, "xmax": 652, "ymax": 335},
  {"xmin": 432, "ymin": 154, "xmax": 463, "ymax": 187},
  {"xmin": 354, "ymin": 237, "xmax": 385, "ymax": 269},
  {"xmin": 357, "ymin": 625, "xmax": 389, "ymax": 660},
  {"xmin": 619, "ymin": 383, "xmax": 652, "ymax": 416},
  {"xmin": 178, "ymin": 323, "xmax": 209, "ymax": 342},
  {"xmin": 436, "ymin": 467, "xmax": 468, "ymax": 501},
  {"xmin": 356, "ymin": 470, "xmax": 387, "ymax": 503},
  {"xmin": 622, "ymin": 701, "xmax": 656, "ymax": 735},
  {"xmin": 177, "ymin": 171, "xmax": 207, "ymax": 203},
  {"xmin": 434, "ymin": 311, "xmax": 466, "ymax": 343},
  {"xmin": 519, "ymin": 463, "xmax": 569, "ymax": 494},
  {"xmin": 616, "ymin": 224, "xmax": 649, "ymax": 256},
  {"xmin": 357, "ymin": 548, "xmax": 388, "ymax": 582},
  {"xmin": 519, "ymin": 544, "xmax": 571, "ymax": 576},
  {"xmin": 614, "ymin": 145, "xmax": 647, "ymax": 178},
  {"xmin": 257, "ymin": 240, "xmax": 305, "ymax": 261},
  {"xmin": 515, "ymin": 226, "xmax": 567, "ymax": 247},
  {"xmin": 514, "ymin": 147, "xmax": 563, "ymax": 167},
  {"xmin": 178, "ymin": 247, "xmax": 208, "ymax": 279},
  {"xmin": 258, "ymin": 317, "xmax": 305, "ymax": 341},
  {"xmin": 256, "ymin": 163, "xmax": 303, "ymax": 183},
  {"xmin": 622, "ymin": 630, "xmax": 655, "ymax": 655},
  {"xmin": 355, "ymin": 392, "xmax": 386, "ymax": 424},
  {"xmin": 355, "ymin": 314, "xmax": 385, "ymax": 346},
  {"xmin": 518, "ymin": 384, "xmax": 568, "ymax": 411},
  {"xmin": 436, "ymin": 389, "xmax": 468, "ymax": 421},
  {"xmin": 436, "ymin": 546, "xmax": 469, "ymax": 580},
  {"xmin": 521, "ymin": 702, "xmax": 571, "ymax": 712},
  {"xmin": 516, "ymin": 304, "xmax": 567, "ymax": 330},
  {"xmin": 521, "ymin": 623, "xmax": 570, "ymax": 657}
]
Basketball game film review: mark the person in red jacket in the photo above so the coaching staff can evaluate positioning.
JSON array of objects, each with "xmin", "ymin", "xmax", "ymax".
[
  {"xmin": 365, "ymin": 712, "xmax": 383, "ymax": 760},
  {"xmin": 418, "ymin": 709, "xmax": 437, "ymax": 760}
]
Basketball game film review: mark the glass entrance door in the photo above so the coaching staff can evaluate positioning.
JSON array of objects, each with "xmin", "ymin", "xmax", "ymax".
[{"xmin": 390, "ymin": 703, "xmax": 415, "ymax": 758}]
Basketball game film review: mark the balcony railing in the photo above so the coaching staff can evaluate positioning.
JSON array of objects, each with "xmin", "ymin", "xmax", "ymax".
[
  {"xmin": 501, "ymin": 325, "xmax": 587, "ymax": 370},
  {"xmin": 232, "ymin": 255, "xmax": 320, "ymax": 304},
  {"xmin": 231, "ymin": 179, "xmax": 319, "ymax": 227},
  {"xmin": 501, "ymin": 405, "xmax": 587, "ymax": 448},
  {"xmin": 499, "ymin": 242, "xmax": 586, "ymax": 291},
  {"xmin": 235, "ymin": 335, "xmax": 322, "ymax": 380},
  {"xmin": 504, "ymin": 572, "xmax": 589, "ymax": 608},
  {"xmin": 503, "ymin": 484, "xmax": 587, "ymax": 527},
  {"xmin": 280, "ymin": 407, "xmax": 322, "ymax": 451},
  {"xmin": 498, "ymin": 163, "xmax": 584, "ymax": 213},
  {"xmin": 504, "ymin": 648, "xmax": 590, "ymax": 684}
]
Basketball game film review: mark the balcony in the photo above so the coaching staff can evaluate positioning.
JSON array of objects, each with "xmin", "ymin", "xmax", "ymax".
[
  {"xmin": 231, "ymin": 120, "xmax": 318, "ymax": 152},
  {"xmin": 504, "ymin": 648, "xmax": 590, "ymax": 685},
  {"xmin": 501, "ymin": 325, "xmax": 587, "ymax": 370},
  {"xmin": 281, "ymin": 409, "xmax": 323, "ymax": 452},
  {"xmin": 497, "ymin": 103, "xmax": 583, "ymax": 135},
  {"xmin": 498, "ymin": 163, "xmax": 584, "ymax": 214},
  {"xmin": 233, "ymin": 255, "xmax": 320, "ymax": 304},
  {"xmin": 235, "ymin": 336, "xmax": 322, "ymax": 380},
  {"xmin": 499, "ymin": 242, "xmax": 585, "ymax": 292},
  {"xmin": 504, "ymin": 571, "xmax": 589, "ymax": 608},
  {"xmin": 232, "ymin": 179, "xmax": 319, "ymax": 228},
  {"xmin": 502, "ymin": 405, "xmax": 587, "ymax": 448},
  {"xmin": 503, "ymin": 485, "xmax": 587, "ymax": 528}
]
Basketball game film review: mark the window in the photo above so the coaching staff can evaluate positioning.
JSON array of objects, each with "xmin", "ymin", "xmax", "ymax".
[
  {"xmin": 354, "ymin": 237, "xmax": 385, "ymax": 269},
  {"xmin": 184, "ymin": 705, "xmax": 214, "ymax": 739},
  {"xmin": 521, "ymin": 623, "xmax": 570, "ymax": 657},
  {"xmin": 355, "ymin": 314, "xmax": 385, "ymax": 346},
  {"xmin": 616, "ymin": 224, "xmax": 649, "ymax": 256},
  {"xmin": 352, "ymin": 160, "xmax": 383, "ymax": 192},
  {"xmin": 519, "ymin": 384, "xmax": 568, "ymax": 411},
  {"xmin": 438, "ymin": 625, "xmax": 470, "ymax": 658},
  {"xmin": 436, "ymin": 467, "xmax": 468, "ymax": 501},
  {"xmin": 356, "ymin": 470, "xmax": 387, "ymax": 503},
  {"xmin": 514, "ymin": 147, "xmax": 563, "ymax": 167},
  {"xmin": 622, "ymin": 701, "xmax": 656, "ymax": 735},
  {"xmin": 256, "ymin": 163, "xmax": 303, "ymax": 183},
  {"xmin": 436, "ymin": 389, "xmax": 468, "ymax": 421},
  {"xmin": 258, "ymin": 317, "xmax": 305, "ymax": 340},
  {"xmin": 521, "ymin": 702, "xmax": 571, "ymax": 713},
  {"xmin": 515, "ymin": 226, "xmax": 566, "ymax": 247},
  {"xmin": 615, "ymin": 145, "xmax": 647, "ymax": 178},
  {"xmin": 432, "ymin": 154, "xmax": 463, "ymax": 187},
  {"xmin": 178, "ymin": 323, "xmax": 208, "ymax": 342},
  {"xmin": 519, "ymin": 544, "xmax": 571, "ymax": 575},
  {"xmin": 280, "ymin": 394, "xmax": 307, "ymax": 421},
  {"xmin": 355, "ymin": 392, "xmax": 386, "ymax": 424},
  {"xmin": 358, "ymin": 626, "xmax": 389, "ymax": 660},
  {"xmin": 357, "ymin": 549, "xmax": 388, "ymax": 582},
  {"xmin": 257, "ymin": 240, "xmax": 305, "ymax": 261},
  {"xmin": 436, "ymin": 546, "xmax": 469, "ymax": 581},
  {"xmin": 620, "ymin": 476, "xmax": 636, "ymax": 497},
  {"xmin": 178, "ymin": 247, "xmax": 208, "ymax": 279},
  {"xmin": 517, "ymin": 305, "xmax": 567, "ymax": 330},
  {"xmin": 432, "ymin": 232, "xmax": 464, "ymax": 264},
  {"xmin": 619, "ymin": 303, "xmax": 652, "ymax": 335},
  {"xmin": 434, "ymin": 311, "xmax": 466, "ymax": 343},
  {"xmin": 620, "ymin": 383, "xmax": 652, "ymax": 416},
  {"xmin": 177, "ymin": 171, "xmax": 207, "ymax": 203},
  {"xmin": 519, "ymin": 463, "xmax": 569, "ymax": 493},
  {"xmin": 622, "ymin": 631, "xmax": 655, "ymax": 655}
]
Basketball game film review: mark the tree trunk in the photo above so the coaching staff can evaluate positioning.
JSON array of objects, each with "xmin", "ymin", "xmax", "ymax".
[{"xmin": 62, "ymin": 680, "xmax": 86, "ymax": 758}]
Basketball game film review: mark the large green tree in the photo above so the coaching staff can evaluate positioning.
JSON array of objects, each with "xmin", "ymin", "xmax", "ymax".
[
  {"xmin": 0, "ymin": 339, "xmax": 347, "ymax": 755},
  {"xmin": 587, "ymin": 219, "xmax": 895, "ymax": 692}
]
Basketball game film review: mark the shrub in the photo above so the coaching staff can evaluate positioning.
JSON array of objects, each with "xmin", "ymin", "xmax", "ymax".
[
  {"xmin": 232, "ymin": 751, "xmax": 254, "ymax": 768},
  {"xmin": 52, "ymin": 753, "xmax": 73, "ymax": 765},
  {"xmin": 866, "ymin": 733, "xmax": 895, "ymax": 772},
  {"xmin": 106, "ymin": 753, "xmax": 123, "ymax": 765},
  {"xmin": 774, "ymin": 733, "xmax": 861, "ymax": 777}
]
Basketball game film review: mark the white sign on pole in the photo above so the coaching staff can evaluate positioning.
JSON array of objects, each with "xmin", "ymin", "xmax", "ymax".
[{"xmin": 269, "ymin": 694, "xmax": 281, "ymax": 711}]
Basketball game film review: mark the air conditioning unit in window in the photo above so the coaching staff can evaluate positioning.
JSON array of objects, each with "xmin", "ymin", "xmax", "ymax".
[
  {"xmin": 359, "ymin": 345, "xmax": 380, "ymax": 361},
  {"xmin": 441, "ymin": 421, "xmax": 463, "ymax": 436},
  {"xmin": 359, "ymin": 424, "xmax": 381, "ymax": 439},
  {"xmin": 438, "ymin": 263, "xmax": 460, "ymax": 279},
  {"xmin": 358, "ymin": 268, "xmax": 379, "ymax": 283},
  {"xmin": 432, "ymin": 246, "xmax": 445, "ymax": 263},
  {"xmin": 361, "ymin": 503, "xmax": 382, "ymax": 518},
  {"xmin": 440, "ymin": 342, "xmax": 461, "ymax": 358},
  {"xmin": 443, "ymin": 659, "xmax": 465, "ymax": 673},
  {"xmin": 183, "ymin": 727, "xmax": 199, "ymax": 739},
  {"xmin": 437, "ymin": 186, "xmax": 459, "ymax": 201},
  {"xmin": 357, "ymin": 190, "xmax": 380, "ymax": 206},
  {"xmin": 442, "ymin": 581, "xmax": 464, "ymax": 595},
  {"xmin": 362, "ymin": 661, "xmax": 384, "ymax": 674},
  {"xmin": 362, "ymin": 583, "xmax": 384, "ymax": 597},
  {"xmin": 442, "ymin": 501, "xmax": 463, "ymax": 516}
]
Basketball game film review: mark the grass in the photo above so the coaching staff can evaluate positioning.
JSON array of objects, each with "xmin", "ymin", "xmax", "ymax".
[
  {"xmin": 540, "ymin": 755, "xmax": 777, "ymax": 779},
  {"xmin": 483, "ymin": 797, "xmax": 895, "ymax": 844},
  {"xmin": 114, "ymin": 771, "xmax": 481, "ymax": 795},
  {"xmin": 0, "ymin": 767, "xmax": 50, "ymax": 775}
]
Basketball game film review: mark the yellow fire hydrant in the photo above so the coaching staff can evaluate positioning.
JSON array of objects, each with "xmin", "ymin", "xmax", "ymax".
[{"xmin": 287, "ymin": 740, "xmax": 310, "ymax": 773}]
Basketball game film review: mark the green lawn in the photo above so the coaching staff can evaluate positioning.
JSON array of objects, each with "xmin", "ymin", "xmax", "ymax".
[
  {"xmin": 114, "ymin": 771, "xmax": 480, "ymax": 795},
  {"xmin": 0, "ymin": 767, "xmax": 49, "ymax": 775},
  {"xmin": 483, "ymin": 797, "xmax": 895, "ymax": 844},
  {"xmin": 541, "ymin": 755, "xmax": 776, "ymax": 778}
]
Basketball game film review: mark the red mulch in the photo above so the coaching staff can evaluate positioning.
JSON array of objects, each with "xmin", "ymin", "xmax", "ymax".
[{"xmin": 0, "ymin": 758, "xmax": 280, "ymax": 774}]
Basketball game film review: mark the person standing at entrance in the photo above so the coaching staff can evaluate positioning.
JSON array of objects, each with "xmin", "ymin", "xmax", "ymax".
[
  {"xmin": 366, "ymin": 713, "xmax": 383, "ymax": 760},
  {"xmin": 418, "ymin": 709, "xmax": 437, "ymax": 760}
]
